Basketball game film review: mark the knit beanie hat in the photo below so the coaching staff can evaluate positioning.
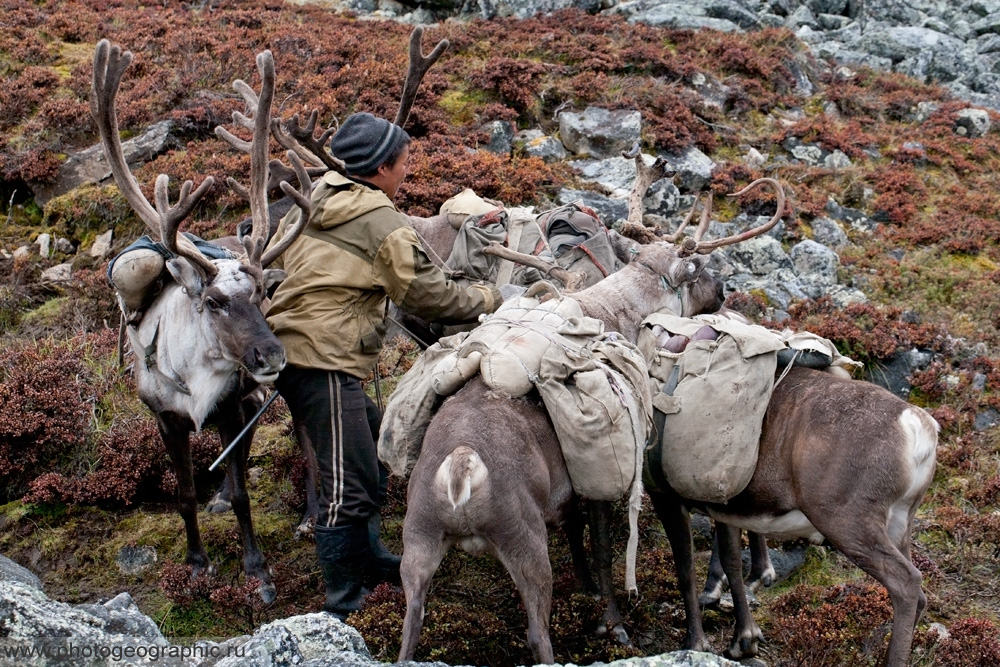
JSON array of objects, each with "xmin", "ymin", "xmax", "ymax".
[{"xmin": 329, "ymin": 112, "xmax": 407, "ymax": 175}]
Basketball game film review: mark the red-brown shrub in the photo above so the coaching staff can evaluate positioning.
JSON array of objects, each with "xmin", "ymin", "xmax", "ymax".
[{"xmin": 0, "ymin": 338, "xmax": 91, "ymax": 501}]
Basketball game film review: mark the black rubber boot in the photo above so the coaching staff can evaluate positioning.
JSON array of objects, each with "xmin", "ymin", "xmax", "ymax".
[
  {"xmin": 315, "ymin": 522, "xmax": 371, "ymax": 620},
  {"xmin": 364, "ymin": 511, "xmax": 402, "ymax": 587}
]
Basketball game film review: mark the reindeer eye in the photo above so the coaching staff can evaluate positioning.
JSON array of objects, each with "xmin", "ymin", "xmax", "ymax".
[{"xmin": 205, "ymin": 296, "xmax": 225, "ymax": 312}]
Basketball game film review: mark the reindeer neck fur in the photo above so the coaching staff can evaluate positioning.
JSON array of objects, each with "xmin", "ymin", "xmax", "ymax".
[
  {"xmin": 127, "ymin": 259, "xmax": 255, "ymax": 431},
  {"xmin": 573, "ymin": 244, "xmax": 712, "ymax": 342}
]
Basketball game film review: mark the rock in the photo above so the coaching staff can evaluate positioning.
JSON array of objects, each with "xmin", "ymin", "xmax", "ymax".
[
  {"xmin": 40, "ymin": 263, "xmax": 72, "ymax": 283},
  {"xmin": 955, "ymin": 107, "xmax": 992, "ymax": 136},
  {"xmin": 0, "ymin": 555, "xmax": 42, "ymax": 591},
  {"xmin": 90, "ymin": 229, "xmax": 114, "ymax": 259},
  {"xmin": 516, "ymin": 129, "xmax": 568, "ymax": 162},
  {"xmin": 556, "ymin": 188, "xmax": 629, "ymax": 225},
  {"xmin": 656, "ymin": 146, "xmax": 716, "ymax": 192},
  {"xmin": 568, "ymin": 154, "xmax": 681, "ymax": 216},
  {"xmin": 810, "ymin": 216, "xmax": 849, "ymax": 248},
  {"xmin": 790, "ymin": 239, "xmax": 840, "ymax": 286},
  {"xmin": 725, "ymin": 235, "xmax": 793, "ymax": 275},
  {"xmin": 974, "ymin": 408, "xmax": 1000, "ymax": 431},
  {"xmin": 558, "ymin": 106, "xmax": 642, "ymax": 159},
  {"xmin": 35, "ymin": 233, "xmax": 51, "ymax": 258},
  {"xmin": 54, "ymin": 237, "xmax": 74, "ymax": 255},
  {"xmin": 12, "ymin": 246, "xmax": 31, "ymax": 260},
  {"xmin": 116, "ymin": 545, "xmax": 157, "ymax": 576},
  {"xmin": 481, "ymin": 119, "xmax": 515, "ymax": 155},
  {"xmin": 29, "ymin": 120, "xmax": 177, "ymax": 207}
]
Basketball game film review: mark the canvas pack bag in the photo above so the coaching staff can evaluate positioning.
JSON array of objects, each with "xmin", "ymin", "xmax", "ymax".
[
  {"xmin": 536, "ymin": 202, "xmax": 624, "ymax": 287},
  {"xmin": 377, "ymin": 331, "xmax": 471, "ymax": 478},
  {"xmin": 639, "ymin": 312, "xmax": 786, "ymax": 503}
]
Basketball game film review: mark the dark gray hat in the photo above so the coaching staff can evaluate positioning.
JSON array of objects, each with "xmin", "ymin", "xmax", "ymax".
[{"xmin": 329, "ymin": 112, "xmax": 407, "ymax": 175}]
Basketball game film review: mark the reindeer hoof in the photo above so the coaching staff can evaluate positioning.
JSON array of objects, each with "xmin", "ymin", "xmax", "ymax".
[
  {"xmin": 258, "ymin": 582, "xmax": 277, "ymax": 605},
  {"xmin": 294, "ymin": 517, "xmax": 316, "ymax": 541},
  {"xmin": 205, "ymin": 493, "xmax": 232, "ymax": 514},
  {"xmin": 748, "ymin": 567, "xmax": 776, "ymax": 592},
  {"xmin": 611, "ymin": 623, "xmax": 631, "ymax": 647},
  {"xmin": 699, "ymin": 585, "xmax": 724, "ymax": 607}
]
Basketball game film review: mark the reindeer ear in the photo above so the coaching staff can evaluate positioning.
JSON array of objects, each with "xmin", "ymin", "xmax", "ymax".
[
  {"xmin": 261, "ymin": 269, "xmax": 287, "ymax": 293},
  {"xmin": 683, "ymin": 255, "xmax": 710, "ymax": 281},
  {"xmin": 165, "ymin": 256, "xmax": 207, "ymax": 298}
]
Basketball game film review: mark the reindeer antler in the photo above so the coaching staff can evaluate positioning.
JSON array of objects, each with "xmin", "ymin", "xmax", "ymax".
[
  {"xmin": 91, "ymin": 39, "xmax": 218, "ymax": 277},
  {"xmin": 395, "ymin": 26, "xmax": 450, "ymax": 128},
  {"xmin": 216, "ymin": 50, "xmax": 311, "ymax": 269},
  {"xmin": 481, "ymin": 241, "xmax": 587, "ymax": 292},
  {"xmin": 677, "ymin": 178, "xmax": 787, "ymax": 256},
  {"xmin": 619, "ymin": 142, "xmax": 673, "ymax": 244}
]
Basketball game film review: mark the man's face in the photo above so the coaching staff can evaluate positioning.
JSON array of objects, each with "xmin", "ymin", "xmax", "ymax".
[{"xmin": 376, "ymin": 144, "xmax": 410, "ymax": 200}]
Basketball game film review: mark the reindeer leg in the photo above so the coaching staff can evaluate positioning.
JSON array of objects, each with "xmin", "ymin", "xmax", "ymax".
[
  {"xmin": 818, "ymin": 518, "xmax": 924, "ymax": 667},
  {"xmin": 217, "ymin": 401, "xmax": 276, "ymax": 605},
  {"xmin": 293, "ymin": 420, "xmax": 318, "ymax": 541},
  {"xmin": 158, "ymin": 413, "xmax": 212, "ymax": 578},
  {"xmin": 717, "ymin": 522, "xmax": 762, "ymax": 659},
  {"xmin": 399, "ymin": 531, "xmax": 450, "ymax": 661},
  {"xmin": 589, "ymin": 500, "xmax": 629, "ymax": 646},
  {"xmin": 565, "ymin": 496, "xmax": 598, "ymax": 595},
  {"xmin": 699, "ymin": 530, "xmax": 728, "ymax": 606},
  {"xmin": 494, "ymin": 514, "xmax": 556, "ymax": 665},
  {"xmin": 647, "ymin": 491, "xmax": 711, "ymax": 653},
  {"xmin": 746, "ymin": 531, "xmax": 775, "ymax": 594},
  {"xmin": 205, "ymin": 474, "xmax": 233, "ymax": 514}
]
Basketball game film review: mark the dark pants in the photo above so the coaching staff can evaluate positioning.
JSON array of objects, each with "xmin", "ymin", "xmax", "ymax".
[{"xmin": 276, "ymin": 365, "xmax": 387, "ymax": 528}]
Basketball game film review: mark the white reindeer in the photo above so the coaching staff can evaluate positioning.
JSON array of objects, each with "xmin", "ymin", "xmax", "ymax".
[{"xmin": 92, "ymin": 40, "xmax": 311, "ymax": 602}]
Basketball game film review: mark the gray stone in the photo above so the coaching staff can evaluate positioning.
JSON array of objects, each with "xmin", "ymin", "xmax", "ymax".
[
  {"xmin": 726, "ymin": 235, "xmax": 793, "ymax": 275},
  {"xmin": 481, "ymin": 119, "xmax": 515, "ymax": 155},
  {"xmin": 974, "ymin": 408, "xmax": 1000, "ymax": 431},
  {"xmin": 556, "ymin": 188, "xmax": 629, "ymax": 226},
  {"xmin": 12, "ymin": 245, "xmax": 31, "ymax": 260},
  {"xmin": 516, "ymin": 129, "xmax": 568, "ymax": 162},
  {"xmin": 955, "ymin": 108, "xmax": 992, "ymax": 136},
  {"xmin": 40, "ymin": 263, "xmax": 72, "ymax": 283},
  {"xmin": 558, "ymin": 106, "xmax": 642, "ymax": 159},
  {"xmin": 54, "ymin": 237, "xmax": 74, "ymax": 255},
  {"xmin": 116, "ymin": 545, "xmax": 158, "ymax": 576},
  {"xmin": 568, "ymin": 155, "xmax": 681, "ymax": 216},
  {"xmin": 810, "ymin": 216, "xmax": 849, "ymax": 248},
  {"xmin": 30, "ymin": 120, "xmax": 177, "ymax": 207},
  {"xmin": 35, "ymin": 233, "xmax": 51, "ymax": 258},
  {"xmin": 823, "ymin": 149, "xmax": 853, "ymax": 169},
  {"xmin": 790, "ymin": 239, "xmax": 839, "ymax": 284},
  {"xmin": 91, "ymin": 229, "xmax": 114, "ymax": 259},
  {"xmin": 0, "ymin": 555, "xmax": 42, "ymax": 591},
  {"xmin": 656, "ymin": 146, "xmax": 716, "ymax": 192}
]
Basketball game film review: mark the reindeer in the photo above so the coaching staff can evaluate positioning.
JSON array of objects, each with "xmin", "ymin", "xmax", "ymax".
[
  {"xmin": 92, "ymin": 40, "xmax": 311, "ymax": 602},
  {"xmin": 397, "ymin": 174, "xmax": 785, "ymax": 663},
  {"xmin": 646, "ymin": 366, "xmax": 939, "ymax": 666}
]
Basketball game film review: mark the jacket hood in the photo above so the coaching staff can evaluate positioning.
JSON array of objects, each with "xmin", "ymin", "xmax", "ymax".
[{"xmin": 313, "ymin": 171, "xmax": 395, "ymax": 230}]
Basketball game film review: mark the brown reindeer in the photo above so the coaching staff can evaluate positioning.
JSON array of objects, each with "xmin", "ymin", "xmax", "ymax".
[
  {"xmin": 603, "ymin": 175, "xmax": 939, "ymax": 666},
  {"xmin": 93, "ymin": 41, "xmax": 311, "ymax": 601},
  {"xmin": 397, "ymin": 178, "xmax": 786, "ymax": 664},
  {"xmin": 646, "ymin": 366, "xmax": 938, "ymax": 665}
]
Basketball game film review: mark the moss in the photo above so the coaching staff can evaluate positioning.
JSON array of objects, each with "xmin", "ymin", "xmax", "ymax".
[{"xmin": 21, "ymin": 296, "xmax": 70, "ymax": 327}]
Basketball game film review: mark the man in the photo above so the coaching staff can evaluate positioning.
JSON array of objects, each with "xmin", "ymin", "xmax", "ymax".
[{"xmin": 265, "ymin": 112, "xmax": 501, "ymax": 619}]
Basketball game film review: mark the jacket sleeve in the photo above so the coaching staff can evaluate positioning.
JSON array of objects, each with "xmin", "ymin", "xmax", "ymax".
[{"xmin": 373, "ymin": 225, "xmax": 501, "ymax": 324}]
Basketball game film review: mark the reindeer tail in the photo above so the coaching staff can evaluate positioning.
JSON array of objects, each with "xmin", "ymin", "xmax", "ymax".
[{"xmin": 434, "ymin": 446, "xmax": 488, "ymax": 511}]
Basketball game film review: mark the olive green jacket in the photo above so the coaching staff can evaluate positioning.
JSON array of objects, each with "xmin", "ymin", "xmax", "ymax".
[{"xmin": 265, "ymin": 171, "xmax": 499, "ymax": 379}]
